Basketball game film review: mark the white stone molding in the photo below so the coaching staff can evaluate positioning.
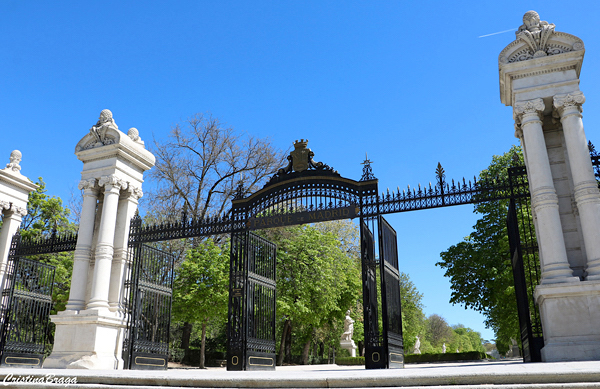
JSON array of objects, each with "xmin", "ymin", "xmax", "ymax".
[
  {"xmin": 9, "ymin": 204, "xmax": 27, "ymax": 217},
  {"xmin": 126, "ymin": 184, "xmax": 143, "ymax": 201}
]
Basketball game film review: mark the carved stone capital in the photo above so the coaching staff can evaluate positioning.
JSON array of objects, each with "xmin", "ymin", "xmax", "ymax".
[
  {"xmin": 78, "ymin": 178, "xmax": 98, "ymax": 191},
  {"xmin": 98, "ymin": 175, "xmax": 127, "ymax": 191},
  {"xmin": 513, "ymin": 98, "xmax": 545, "ymax": 125},
  {"xmin": 126, "ymin": 185, "xmax": 143, "ymax": 200},
  {"xmin": 0, "ymin": 200, "xmax": 10, "ymax": 211},
  {"xmin": 553, "ymin": 91, "xmax": 585, "ymax": 118},
  {"xmin": 9, "ymin": 205, "xmax": 28, "ymax": 217}
]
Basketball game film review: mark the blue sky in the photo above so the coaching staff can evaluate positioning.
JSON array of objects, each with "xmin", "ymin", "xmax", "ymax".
[{"xmin": 3, "ymin": 1, "xmax": 600, "ymax": 343}]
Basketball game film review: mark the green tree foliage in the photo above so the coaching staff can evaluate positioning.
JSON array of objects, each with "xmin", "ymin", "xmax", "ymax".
[
  {"xmin": 436, "ymin": 146, "xmax": 523, "ymax": 354},
  {"xmin": 399, "ymin": 272, "xmax": 425, "ymax": 353},
  {"xmin": 172, "ymin": 240, "xmax": 229, "ymax": 368},
  {"xmin": 263, "ymin": 223, "xmax": 362, "ymax": 365},
  {"xmin": 16, "ymin": 179, "xmax": 77, "ymax": 315}
]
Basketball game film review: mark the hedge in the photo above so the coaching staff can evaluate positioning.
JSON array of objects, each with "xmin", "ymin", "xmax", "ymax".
[{"xmin": 336, "ymin": 352, "xmax": 490, "ymax": 366}]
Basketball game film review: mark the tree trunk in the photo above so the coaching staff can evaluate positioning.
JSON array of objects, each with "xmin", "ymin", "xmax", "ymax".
[
  {"xmin": 199, "ymin": 319, "xmax": 207, "ymax": 369},
  {"xmin": 181, "ymin": 322, "xmax": 193, "ymax": 364},
  {"xmin": 301, "ymin": 339, "xmax": 311, "ymax": 365},
  {"xmin": 285, "ymin": 322, "xmax": 292, "ymax": 364},
  {"xmin": 277, "ymin": 319, "xmax": 290, "ymax": 366}
]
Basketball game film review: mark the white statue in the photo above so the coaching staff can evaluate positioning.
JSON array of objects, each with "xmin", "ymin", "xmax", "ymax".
[
  {"xmin": 413, "ymin": 336, "xmax": 421, "ymax": 354},
  {"xmin": 516, "ymin": 11, "xmax": 555, "ymax": 58},
  {"xmin": 442, "ymin": 343, "xmax": 446, "ymax": 353},
  {"xmin": 340, "ymin": 310, "xmax": 354, "ymax": 341},
  {"xmin": 89, "ymin": 109, "xmax": 118, "ymax": 147},
  {"xmin": 5, "ymin": 150, "xmax": 22, "ymax": 172}
]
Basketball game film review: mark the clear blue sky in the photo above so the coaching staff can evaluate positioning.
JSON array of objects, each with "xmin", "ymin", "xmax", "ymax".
[{"xmin": 3, "ymin": 1, "xmax": 600, "ymax": 343}]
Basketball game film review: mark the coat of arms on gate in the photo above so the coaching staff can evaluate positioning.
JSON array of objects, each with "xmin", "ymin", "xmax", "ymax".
[
  {"xmin": 291, "ymin": 139, "xmax": 310, "ymax": 172},
  {"xmin": 264, "ymin": 139, "xmax": 339, "ymax": 186}
]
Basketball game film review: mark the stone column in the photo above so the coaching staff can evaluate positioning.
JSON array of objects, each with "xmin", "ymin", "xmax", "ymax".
[
  {"xmin": 64, "ymin": 179, "xmax": 99, "ymax": 312},
  {"xmin": 0, "ymin": 204, "xmax": 27, "ymax": 290},
  {"xmin": 554, "ymin": 91, "xmax": 600, "ymax": 279},
  {"xmin": 108, "ymin": 185, "xmax": 142, "ymax": 314},
  {"xmin": 514, "ymin": 99, "xmax": 577, "ymax": 283},
  {"xmin": 86, "ymin": 175, "xmax": 126, "ymax": 311}
]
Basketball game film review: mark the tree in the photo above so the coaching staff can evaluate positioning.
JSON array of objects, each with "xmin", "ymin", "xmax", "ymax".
[
  {"xmin": 19, "ymin": 178, "xmax": 73, "ymax": 239},
  {"xmin": 172, "ymin": 240, "xmax": 229, "ymax": 368},
  {"xmin": 436, "ymin": 146, "xmax": 523, "ymax": 353},
  {"xmin": 146, "ymin": 113, "xmax": 285, "ymax": 222},
  {"xmin": 146, "ymin": 112, "xmax": 285, "ymax": 355},
  {"xmin": 399, "ymin": 272, "xmax": 426, "ymax": 353},
  {"xmin": 262, "ymin": 223, "xmax": 362, "ymax": 365},
  {"xmin": 425, "ymin": 314, "xmax": 453, "ymax": 348}
]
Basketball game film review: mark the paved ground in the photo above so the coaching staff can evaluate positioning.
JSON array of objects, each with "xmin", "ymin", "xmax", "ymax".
[{"xmin": 1, "ymin": 359, "xmax": 599, "ymax": 388}]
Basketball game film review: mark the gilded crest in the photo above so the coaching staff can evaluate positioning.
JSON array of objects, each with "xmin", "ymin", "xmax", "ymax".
[{"xmin": 291, "ymin": 139, "xmax": 310, "ymax": 172}]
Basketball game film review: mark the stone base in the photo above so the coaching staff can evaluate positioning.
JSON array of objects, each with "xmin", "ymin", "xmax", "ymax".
[
  {"xmin": 43, "ymin": 309, "xmax": 127, "ymax": 369},
  {"xmin": 340, "ymin": 339, "xmax": 357, "ymax": 358},
  {"xmin": 535, "ymin": 280, "xmax": 600, "ymax": 362}
]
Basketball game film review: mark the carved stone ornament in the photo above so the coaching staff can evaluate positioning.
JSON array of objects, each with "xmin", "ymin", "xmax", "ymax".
[
  {"xmin": 127, "ymin": 127, "xmax": 145, "ymax": 146},
  {"xmin": 499, "ymin": 11, "xmax": 584, "ymax": 65},
  {"xmin": 10, "ymin": 204, "xmax": 28, "ymax": 217},
  {"xmin": 78, "ymin": 178, "xmax": 98, "ymax": 191},
  {"xmin": 553, "ymin": 91, "xmax": 585, "ymax": 116},
  {"xmin": 513, "ymin": 98, "xmax": 545, "ymax": 125},
  {"xmin": 4, "ymin": 150, "xmax": 22, "ymax": 173},
  {"xmin": 98, "ymin": 175, "xmax": 127, "ymax": 191},
  {"xmin": 83, "ymin": 109, "xmax": 118, "ymax": 150},
  {"xmin": 0, "ymin": 200, "xmax": 10, "ymax": 211},
  {"xmin": 264, "ymin": 139, "xmax": 339, "ymax": 187},
  {"xmin": 127, "ymin": 185, "xmax": 143, "ymax": 200}
]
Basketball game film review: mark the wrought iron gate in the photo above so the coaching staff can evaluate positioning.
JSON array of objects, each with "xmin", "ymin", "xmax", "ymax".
[
  {"xmin": 227, "ymin": 231, "xmax": 276, "ymax": 371},
  {"xmin": 0, "ymin": 235, "xmax": 55, "ymax": 368},
  {"xmin": 123, "ymin": 243, "xmax": 175, "ymax": 370},
  {"xmin": 360, "ymin": 219, "xmax": 384, "ymax": 369},
  {"xmin": 378, "ymin": 216, "xmax": 404, "ymax": 368},
  {"xmin": 507, "ymin": 166, "xmax": 543, "ymax": 362}
]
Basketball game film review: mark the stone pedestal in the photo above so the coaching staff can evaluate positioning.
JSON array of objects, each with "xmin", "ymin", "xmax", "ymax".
[
  {"xmin": 44, "ymin": 110, "xmax": 154, "ymax": 369},
  {"xmin": 535, "ymin": 281, "xmax": 600, "ymax": 361},
  {"xmin": 340, "ymin": 340, "xmax": 357, "ymax": 357},
  {"xmin": 43, "ymin": 311, "xmax": 127, "ymax": 369}
]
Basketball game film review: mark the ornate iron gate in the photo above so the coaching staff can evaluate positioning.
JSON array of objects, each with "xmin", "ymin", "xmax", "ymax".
[
  {"xmin": 378, "ymin": 216, "xmax": 403, "ymax": 368},
  {"xmin": 360, "ymin": 219, "xmax": 384, "ymax": 369},
  {"xmin": 123, "ymin": 243, "xmax": 175, "ymax": 370},
  {"xmin": 227, "ymin": 231, "xmax": 276, "ymax": 371},
  {"xmin": 0, "ymin": 235, "xmax": 55, "ymax": 368},
  {"xmin": 507, "ymin": 166, "xmax": 543, "ymax": 362}
]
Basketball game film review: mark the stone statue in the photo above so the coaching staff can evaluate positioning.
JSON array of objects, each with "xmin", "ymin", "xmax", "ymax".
[
  {"xmin": 5, "ymin": 150, "xmax": 22, "ymax": 172},
  {"xmin": 89, "ymin": 109, "xmax": 118, "ymax": 147},
  {"xmin": 516, "ymin": 11, "xmax": 555, "ymax": 58},
  {"xmin": 340, "ymin": 310, "xmax": 354, "ymax": 341},
  {"xmin": 413, "ymin": 336, "xmax": 421, "ymax": 354},
  {"xmin": 442, "ymin": 343, "xmax": 446, "ymax": 354}
]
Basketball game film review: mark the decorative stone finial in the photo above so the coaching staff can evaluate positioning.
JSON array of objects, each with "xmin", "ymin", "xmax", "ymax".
[
  {"xmin": 86, "ymin": 109, "xmax": 118, "ymax": 149},
  {"xmin": 127, "ymin": 127, "xmax": 145, "ymax": 145},
  {"xmin": 5, "ymin": 150, "xmax": 22, "ymax": 172},
  {"xmin": 515, "ymin": 10, "xmax": 555, "ymax": 59}
]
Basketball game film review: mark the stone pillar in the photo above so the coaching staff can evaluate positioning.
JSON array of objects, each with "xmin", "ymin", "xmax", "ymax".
[
  {"xmin": 86, "ymin": 176, "xmax": 126, "ymax": 311},
  {"xmin": 64, "ymin": 179, "xmax": 99, "ymax": 312},
  {"xmin": 514, "ymin": 99, "xmax": 577, "ymax": 283},
  {"xmin": 108, "ymin": 185, "xmax": 142, "ymax": 314},
  {"xmin": 44, "ymin": 109, "xmax": 155, "ymax": 369},
  {"xmin": 554, "ymin": 92, "xmax": 600, "ymax": 279},
  {"xmin": 0, "ymin": 205, "xmax": 27, "ymax": 289},
  {"xmin": 0, "ymin": 150, "xmax": 37, "ymax": 292},
  {"xmin": 499, "ymin": 11, "xmax": 600, "ymax": 362}
]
